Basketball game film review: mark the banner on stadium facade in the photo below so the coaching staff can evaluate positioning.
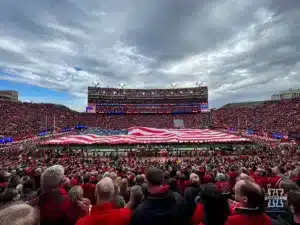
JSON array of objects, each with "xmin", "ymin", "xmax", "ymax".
[
  {"xmin": 200, "ymin": 103, "xmax": 209, "ymax": 112},
  {"xmin": 86, "ymin": 103, "xmax": 96, "ymax": 113}
]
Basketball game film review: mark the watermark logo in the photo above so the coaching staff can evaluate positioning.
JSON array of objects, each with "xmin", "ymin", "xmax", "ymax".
[{"xmin": 265, "ymin": 188, "xmax": 287, "ymax": 212}]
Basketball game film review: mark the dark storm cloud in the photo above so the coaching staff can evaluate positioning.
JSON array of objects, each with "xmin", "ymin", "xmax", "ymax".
[{"xmin": 0, "ymin": 0, "xmax": 299, "ymax": 111}]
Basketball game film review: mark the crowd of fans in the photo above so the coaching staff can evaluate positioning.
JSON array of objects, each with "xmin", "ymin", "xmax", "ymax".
[
  {"xmin": 88, "ymin": 87, "xmax": 207, "ymax": 99},
  {"xmin": 212, "ymin": 98, "xmax": 300, "ymax": 135},
  {"xmin": 95, "ymin": 104, "xmax": 204, "ymax": 114},
  {"xmin": 0, "ymin": 102, "xmax": 210, "ymax": 138},
  {"xmin": 1, "ymin": 98, "xmax": 300, "ymax": 140},
  {"xmin": 1, "ymin": 144, "xmax": 300, "ymax": 225}
]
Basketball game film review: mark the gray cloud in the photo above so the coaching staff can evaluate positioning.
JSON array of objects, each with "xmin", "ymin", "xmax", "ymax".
[{"xmin": 0, "ymin": 0, "xmax": 300, "ymax": 111}]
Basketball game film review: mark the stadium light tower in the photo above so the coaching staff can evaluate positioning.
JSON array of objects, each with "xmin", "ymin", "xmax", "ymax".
[
  {"xmin": 171, "ymin": 82, "xmax": 177, "ymax": 88},
  {"xmin": 93, "ymin": 81, "xmax": 100, "ymax": 87},
  {"xmin": 196, "ymin": 82, "xmax": 203, "ymax": 87},
  {"xmin": 120, "ymin": 83, "xmax": 125, "ymax": 89}
]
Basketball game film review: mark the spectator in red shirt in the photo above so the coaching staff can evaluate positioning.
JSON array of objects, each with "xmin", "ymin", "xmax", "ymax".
[
  {"xmin": 27, "ymin": 165, "xmax": 72, "ymax": 225},
  {"xmin": 268, "ymin": 167, "xmax": 285, "ymax": 188},
  {"xmin": 81, "ymin": 175, "xmax": 96, "ymax": 205},
  {"xmin": 76, "ymin": 177, "xmax": 131, "ymax": 225},
  {"xmin": 225, "ymin": 180, "xmax": 273, "ymax": 225}
]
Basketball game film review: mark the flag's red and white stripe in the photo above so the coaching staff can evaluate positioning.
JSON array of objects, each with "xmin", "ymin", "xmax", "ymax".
[{"xmin": 42, "ymin": 127, "xmax": 249, "ymax": 145}]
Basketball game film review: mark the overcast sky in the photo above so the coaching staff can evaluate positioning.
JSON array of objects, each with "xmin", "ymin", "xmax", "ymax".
[{"xmin": 0, "ymin": 0, "xmax": 299, "ymax": 111}]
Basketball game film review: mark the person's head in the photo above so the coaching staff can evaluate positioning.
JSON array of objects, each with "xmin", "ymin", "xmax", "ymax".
[
  {"xmin": 135, "ymin": 175, "xmax": 144, "ymax": 186},
  {"xmin": 0, "ymin": 204, "xmax": 39, "ymax": 225},
  {"xmin": 110, "ymin": 172, "xmax": 117, "ymax": 181},
  {"xmin": 0, "ymin": 188, "xmax": 20, "ymax": 204},
  {"xmin": 287, "ymin": 190, "xmax": 300, "ymax": 216},
  {"xmin": 34, "ymin": 168, "xmax": 42, "ymax": 176},
  {"xmin": 95, "ymin": 177, "xmax": 114, "ymax": 204},
  {"xmin": 190, "ymin": 173, "xmax": 200, "ymax": 185},
  {"xmin": 8, "ymin": 175, "xmax": 21, "ymax": 188},
  {"xmin": 22, "ymin": 179, "xmax": 35, "ymax": 194},
  {"xmin": 146, "ymin": 167, "xmax": 163, "ymax": 188},
  {"xmin": 83, "ymin": 174, "xmax": 90, "ymax": 184},
  {"xmin": 216, "ymin": 173, "xmax": 226, "ymax": 182},
  {"xmin": 278, "ymin": 179, "xmax": 300, "ymax": 195},
  {"xmin": 129, "ymin": 186, "xmax": 144, "ymax": 209},
  {"xmin": 163, "ymin": 171, "xmax": 170, "ymax": 182},
  {"xmin": 41, "ymin": 165, "xmax": 64, "ymax": 192},
  {"xmin": 234, "ymin": 180, "xmax": 264, "ymax": 209},
  {"xmin": 120, "ymin": 178, "xmax": 128, "ymax": 191},
  {"xmin": 68, "ymin": 186, "xmax": 84, "ymax": 203},
  {"xmin": 200, "ymin": 183, "xmax": 230, "ymax": 225}
]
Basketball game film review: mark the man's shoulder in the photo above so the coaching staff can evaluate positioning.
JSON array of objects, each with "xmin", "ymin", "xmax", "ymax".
[{"xmin": 76, "ymin": 208, "xmax": 131, "ymax": 225}]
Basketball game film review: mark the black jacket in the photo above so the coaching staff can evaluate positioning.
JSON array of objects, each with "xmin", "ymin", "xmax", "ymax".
[
  {"xmin": 184, "ymin": 183, "xmax": 201, "ymax": 217},
  {"xmin": 130, "ymin": 189, "xmax": 190, "ymax": 225}
]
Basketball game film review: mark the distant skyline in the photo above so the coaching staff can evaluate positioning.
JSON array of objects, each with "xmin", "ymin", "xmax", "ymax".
[{"xmin": 0, "ymin": 0, "xmax": 300, "ymax": 111}]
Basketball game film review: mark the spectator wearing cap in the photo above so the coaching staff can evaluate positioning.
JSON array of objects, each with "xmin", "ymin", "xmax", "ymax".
[
  {"xmin": 81, "ymin": 174, "xmax": 96, "ymax": 205},
  {"xmin": 129, "ymin": 167, "xmax": 189, "ymax": 225},
  {"xmin": 76, "ymin": 177, "xmax": 131, "ymax": 225},
  {"xmin": 0, "ymin": 203, "xmax": 40, "ymax": 225},
  {"xmin": 225, "ymin": 180, "xmax": 272, "ymax": 225},
  {"xmin": 66, "ymin": 186, "xmax": 91, "ymax": 225},
  {"xmin": 27, "ymin": 165, "xmax": 72, "ymax": 225}
]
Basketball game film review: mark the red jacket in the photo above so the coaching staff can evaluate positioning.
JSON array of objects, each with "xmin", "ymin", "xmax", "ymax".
[
  {"xmin": 225, "ymin": 212, "xmax": 273, "ymax": 225},
  {"xmin": 268, "ymin": 176, "xmax": 281, "ymax": 188},
  {"xmin": 216, "ymin": 181, "xmax": 231, "ymax": 194},
  {"xmin": 255, "ymin": 176, "xmax": 268, "ymax": 189},
  {"xmin": 76, "ymin": 202, "xmax": 131, "ymax": 225},
  {"xmin": 192, "ymin": 203, "xmax": 204, "ymax": 225}
]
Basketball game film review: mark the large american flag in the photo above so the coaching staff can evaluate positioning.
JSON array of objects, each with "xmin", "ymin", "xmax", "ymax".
[{"xmin": 41, "ymin": 127, "xmax": 249, "ymax": 145}]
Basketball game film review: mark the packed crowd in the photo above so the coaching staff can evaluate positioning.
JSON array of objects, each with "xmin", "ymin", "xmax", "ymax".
[
  {"xmin": 95, "ymin": 104, "xmax": 204, "ymax": 114},
  {"xmin": 0, "ymin": 101, "xmax": 80, "ymax": 138},
  {"xmin": 0, "ymin": 102, "xmax": 210, "ymax": 138},
  {"xmin": 1, "ymin": 98, "xmax": 300, "ymax": 139},
  {"xmin": 88, "ymin": 87, "xmax": 207, "ymax": 99},
  {"xmin": 212, "ymin": 98, "xmax": 300, "ymax": 135},
  {"xmin": 80, "ymin": 114, "xmax": 210, "ymax": 130},
  {"xmin": 1, "ymin": 145, "xmax": 300, "ymax": 225}
]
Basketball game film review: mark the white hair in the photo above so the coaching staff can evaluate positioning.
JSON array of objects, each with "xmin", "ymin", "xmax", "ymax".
[
  {"xmin": 110, "ymin": 172, "xmax": 117, "ymax": 181},
  {"xmin": 216, "ymin": 173, "xmax": 226, "ymax": 182},
  {"xmin": 16, "ymin": 184, "xmax": 23, "ymax": 194},
  {"xmin": 190, "ymin": 173, "xmax": 199, "ymax": 183},
  {"xmin": 96, "ymin": 177, "xmax": 114, "ymax": 201},
  {"xmin": 41, "ymin": 165, "xmax": 65, "ymax": 191},
  {"xmin": 103, "ymin": 172, "xmax": 111, "ymax": 178},
  {"xmin": 0, "ymin": 204, "xmax": 39, "ymax": 225}
]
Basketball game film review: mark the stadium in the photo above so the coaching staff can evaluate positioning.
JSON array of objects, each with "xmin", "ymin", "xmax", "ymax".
[
  {"xmin": 37, "ymin": 86, "xmax": 252, "ymax": 155},
  {"xmin": 1, "ymin": 1, "xmax": 300, "ymax": 225}
]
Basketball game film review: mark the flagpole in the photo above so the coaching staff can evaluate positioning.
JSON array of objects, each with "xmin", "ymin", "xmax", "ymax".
[{"xmin": 53, "ymin": 116, "xmax": 56, "ymax": 134}]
